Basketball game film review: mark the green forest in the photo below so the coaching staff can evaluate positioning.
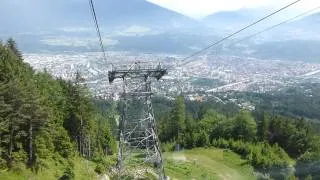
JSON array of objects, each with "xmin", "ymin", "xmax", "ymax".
[
  {"xmin": 0, "ymin": 39, "xmax": 117, "ymax": 179},
  {"xmin": 1, "ymin": 39, "xmax": 320, "ymax": 180},
  {"xmin": 154, "ymin": 96, "xmax": 320, "ymax": 179}
]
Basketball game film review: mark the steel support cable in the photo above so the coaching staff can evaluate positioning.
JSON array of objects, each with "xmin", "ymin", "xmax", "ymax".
[
  {"xmin": 229, "ymin": 6, "xmax": 320, "ymax": 47},
  {"xmin": 177, "ymin": 7, "xmax": 320, "ymax": 111},
  {"xmin": 224, "ymin": 5, "xmax": 319, "ymax": 88},
  {"xmin": 168, "ymin": 4, "xmax": 319, "ymax": 98},
  {"xmin": 171, "ymin": 0, "xmax": 303, "ymax": 68},
  {"xmin": 88, "ymin": 0, "xmax": 112, "ymax": 68}
]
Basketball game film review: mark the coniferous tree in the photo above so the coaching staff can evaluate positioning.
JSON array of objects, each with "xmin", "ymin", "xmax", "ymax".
[
  {"xmin": 169, "ymin": 96, "xmax": 186, "ymax": 147},
  {"xmin": 258, "ymin": 113, "xmax": 270, "ymax": 141},
  {"xmin": 232, "ymin": 111, "xmax": 257, "ymax": 141},
  {"xmin": 6, "ymin": 38, "xmax": 22, "ymax": 60},
  {"xmin": 0, "ymin": 39, "xmax": 117, "ymax": 175}
]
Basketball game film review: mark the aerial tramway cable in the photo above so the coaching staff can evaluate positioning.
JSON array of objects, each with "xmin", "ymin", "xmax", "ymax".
[
  {"xmin": 174, "ymin": 0, "xmax": 303, "ymax": 68},
  {"xmin": 88, "ymin": 0, "xmax": 111, "ymax": 68},
  {"xmin": 229, "ymin": 5, "xmax": 320, "ymax": 47}
]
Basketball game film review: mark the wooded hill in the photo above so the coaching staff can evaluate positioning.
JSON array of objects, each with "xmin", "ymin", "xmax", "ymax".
[
  {"xmin": 1, "ymin": 39, "xmax": 320, "ymax": 179},
  {"xmin": 154, "ymin": 96, "xmax": 320, "ymax": 179},
  {"xmin": 0, "ymin": 39, "xmax": 116, "ymax": 179}
]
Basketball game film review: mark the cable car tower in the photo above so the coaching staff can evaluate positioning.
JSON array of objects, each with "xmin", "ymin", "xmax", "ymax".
[{"xmin": 108, "ymin": 62, "xmax": 167, "ymax": 179}]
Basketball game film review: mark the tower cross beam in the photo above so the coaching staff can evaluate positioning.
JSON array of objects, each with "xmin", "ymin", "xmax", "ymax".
[{"xmin": 108, "ymin": 63, "xmax": 167, "ymax": 83}]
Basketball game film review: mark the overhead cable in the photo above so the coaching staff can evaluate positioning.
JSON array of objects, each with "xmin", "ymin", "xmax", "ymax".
[
  {"xmin": 178, "ymin": 0, "xmax": 303, "ymax": 67},
  {"xmin": 230, "ymin": 6, "xmax": 320, "ymax": 47},
  {"xmin": 88, "ymin": 0, "xmax": 109, "ymax": 65}
]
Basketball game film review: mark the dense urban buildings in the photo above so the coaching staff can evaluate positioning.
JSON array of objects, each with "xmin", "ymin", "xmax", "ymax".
[{"xmin": 24, "ymin": 51, "xmax": 320, "ymax": 99}]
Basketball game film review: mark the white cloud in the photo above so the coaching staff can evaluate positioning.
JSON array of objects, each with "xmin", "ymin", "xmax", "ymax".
[
  {"xmin": 41, "ymin": 37, "xmax": 118, "ymax": 47},
  {"xmin": 147, "ymin": 0, "xmax": 320, "ymax": 19},
  {"xmin": 124, "ymin": 26, "xmax": 151, "ymax": 34},
  {"xmin": 58, "ymin": 27, "xmax": 91, "ymax": 33},
  {"xmin": 115, "ymin": 25, "xmax": 152, "ymax": 36}
]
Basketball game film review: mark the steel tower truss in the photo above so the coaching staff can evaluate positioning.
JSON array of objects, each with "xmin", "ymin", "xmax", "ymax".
[{"xmin": 108, "ymin": 63, "xmax": 167, "ymax": 179}]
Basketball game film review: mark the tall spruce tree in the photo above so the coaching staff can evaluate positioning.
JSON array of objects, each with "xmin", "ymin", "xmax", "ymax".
[
  {"xmin": 169, "ymin": 96, "xmax": 186, "ymax": 147},
  {"xmin": 232, "ymin": 111, "xmax": 257, "ymax": 141}
]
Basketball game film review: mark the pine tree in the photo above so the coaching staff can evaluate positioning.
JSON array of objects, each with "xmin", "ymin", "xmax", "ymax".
[
  {"xmin": 258, "ymin": 112, "xmax": 270, "ymax": 141},
  {"xmin": 0, "ymin": 38, "xmax": 117, "ymax": 173},
  {"xmin": 2, "ymin": 80, "xmax": 26, "ymax": 167},
  {"xmin": 169, "ymin": 96, "xmax": 186, "ymax": 147},
  {"xmin": 232, "ymin": 111, "xmax": 257, "ymax": 141},
  {"xmin": 20, "ymin": 87, "xmax": 46, "ymax": 167},
  {"xmin": 6, "ymin": 38, "xmax": 22, "ymax": 60},
  {"xmin": 0, "ymin": 39, "xmax": 47, "ymax": 169}
]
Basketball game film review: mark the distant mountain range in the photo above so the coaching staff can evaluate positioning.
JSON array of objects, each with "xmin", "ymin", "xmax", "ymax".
[
  {"xmin": 0, "ymin": 0, "xmax": 201, "ymax": 34},
  {"xmin": 202, "ymin": 8, "xmax": 264, "ymax": 32},
  {"xmin": 0, "ymin": 0, "xmax": 319, "ymax": 62},
  {"xmin": 287, "ymin": 12, "xmax": 320, "ymax": 33},
  {"xmin": 1, "ymin": 0, "xmax": 318, "ymax": 35}
]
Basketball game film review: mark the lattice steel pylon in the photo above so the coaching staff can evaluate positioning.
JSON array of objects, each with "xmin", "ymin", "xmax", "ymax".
[{"xmin": 108, "ymin": 62, "xmax": 167, "ymax": 179}]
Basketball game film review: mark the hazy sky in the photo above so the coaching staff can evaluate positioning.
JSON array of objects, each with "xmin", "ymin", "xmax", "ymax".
[{"xmin": 147, "ymin": 0, "xmax": 319, "ymax": 19}]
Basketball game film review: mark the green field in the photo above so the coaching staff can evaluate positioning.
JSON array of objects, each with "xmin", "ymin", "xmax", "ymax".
[{"xmin": 164, "ymin": 148, "xmax": 256, "ymax": 180}]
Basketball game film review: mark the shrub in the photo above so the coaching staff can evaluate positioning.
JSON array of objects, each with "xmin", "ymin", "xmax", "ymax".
[
  {"xmin": 195, "ymin": 130, "xmax": 210, "ymax": 147},
  {"xmin": 10, "ymin": 162, "xmax": 26, "ymax": 174},
  {"xmin": 59, "ymin": 167, "xmax": 75, "ymax": 180},
  {"xmin": 211, "ymin": 138, "xmax": 292, "ymax": 169},
  {"xmin": 161, "ymin": 141, "xmax": 176, "ymax": 152},
  {"xmin": 295, "ymin": 151, "xmax": 320, "ymax": 179},
  {"xmin": 94, "ymin": 164, "xmax": 104, "ymax": 174},
  {"xmin": 0, "ymin": 157, "xmax": 6, "ymax": 170}
]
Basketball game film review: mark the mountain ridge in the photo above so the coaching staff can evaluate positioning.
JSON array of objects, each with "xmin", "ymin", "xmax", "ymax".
[{"xmin": 0, "ymin": 0, "xmax": 199, "ymax": 34}]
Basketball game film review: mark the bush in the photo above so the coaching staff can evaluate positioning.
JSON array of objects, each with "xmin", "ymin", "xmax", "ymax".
[
  {"xmin": 304, "ymin": 175, "xmax": 312, "ymax": 180},
  {"xmin": 10, "ymin": 162, "xmax": 26, "ymax": 174},
  {"xmin": 184, "ymin": 133, "xmax": 196, "ymax": 149},
  {"xmin": 54, "ymin": 129, "xmax": 74, "ymax": 159},
  {"xmin": 94, "ymin": 164, "xmax": 104, "ymax": 174},
  {"xmin": 161, "ymin": 141, "xmax": 176, "ymax": 152},
  {"xmin": 59, "ymin": 167, "xmax": 75, "ymax": 180},
  {"xmin": 0, "ymin": 157, "xmax": 6, "ymax": 170},
  {"xmin": 295, "ymin": 151, "xmax": 320, "ymax": 179},
  {"xmin": 211, "ymin": 138, "xmax": 292, "ymax": 169},
  {"xmin": 92, "ymin": 155, "xmax": 117, "ymax": 174},
  {"xmin": 195, "ymin": 130, "xmax": 210, "ymax": 147}
]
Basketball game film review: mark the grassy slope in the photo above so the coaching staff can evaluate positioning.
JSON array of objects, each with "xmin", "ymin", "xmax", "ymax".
[
  {"xmin": 0, "ymin": 156, "xmax": 97, "ymax": 180},
  {"xmin": 0, "ymin": 148, "xmax": 256, "ymax": 180},
  {"xmin": 164, "ymin": 148, "xmax": 256, "ymax": 180}
]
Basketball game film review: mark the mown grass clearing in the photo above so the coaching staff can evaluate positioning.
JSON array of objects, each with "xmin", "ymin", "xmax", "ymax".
[
  {"xmin": 0, "ymin": 148, "xmax": 256, "ymax": 180},
  {"xmin": 164, "ymin": 147, "xmax": 256, "ymax": 180}
]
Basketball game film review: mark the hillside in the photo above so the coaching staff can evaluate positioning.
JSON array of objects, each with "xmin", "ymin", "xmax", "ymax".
[
  {"xmin": 1, "ymin": 39, "xmax": 320, "ymax": 179},
  {"xmin": 0, "ymin": 39, "xmax": 117, "ymax": 179},
  {"xmin": 0, "ymin": 147, "xmax": 255, "ymax": 180},
  {"xmin": 0, "ymin": 157, "xmax": 98, "ymax": 180},
  {"xmin": 202, "ymin": 8, "xmax": 261, "ymax": 33},
  {"xmin": 164, "ymin": 148, "xmax": 255, "ymax": 180},
  {"xmin": 0, "ymin": 0, "xmax": 198, "ymax": 33}
]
